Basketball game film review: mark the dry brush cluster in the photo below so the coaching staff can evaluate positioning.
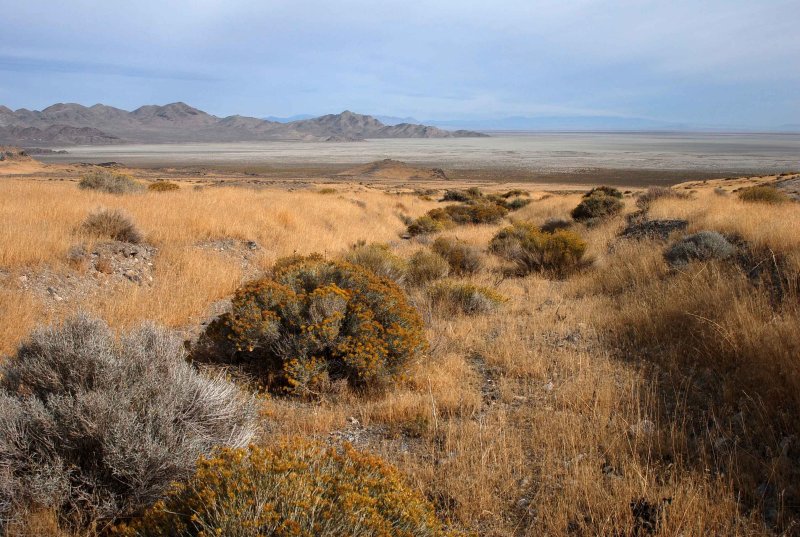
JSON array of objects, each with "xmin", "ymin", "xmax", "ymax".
[
  {"xmin": 406, "ymin": 188, "xmax": 530, "ymax": 236},
  {"xmin": 198, "ymin": 257, "xmax": 427, "ymax": 396},
  {"xmin": 2, "ymin": 177, "xmax": 799, "ymax": 535}
]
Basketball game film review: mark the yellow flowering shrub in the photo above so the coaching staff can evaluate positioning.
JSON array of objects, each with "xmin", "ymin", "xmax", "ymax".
[
  {"xmin": 205, "ymin": 257, "xmax": 426, "ymax": 395},
  {"xmin": 112, "ymin": 440, "xmax": 461, "ymax": 537},
  {"xmin": 489, "ymin": 221, "xmax": 588, "ymax": 277},
  {"xmin": 148, "ymin": 181, "xmax": 180, "ymax": 192}
]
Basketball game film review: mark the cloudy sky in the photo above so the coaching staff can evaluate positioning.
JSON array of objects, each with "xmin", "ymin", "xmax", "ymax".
[{"xmin": 1, "ymin": 0, "xmax": 798, "ymax": 127}]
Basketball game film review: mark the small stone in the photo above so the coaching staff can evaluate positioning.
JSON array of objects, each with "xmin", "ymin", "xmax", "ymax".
[
  {"xmin": 543, "ymin": 381, "xmax": 554, "ymax": 392},
  {"xmin": 18, "ymin": 275, "xmax": 27, "ymax": 283},
  {"xmin": 347, "ymin": 416, "xmax": 360, "ymax": 427}
]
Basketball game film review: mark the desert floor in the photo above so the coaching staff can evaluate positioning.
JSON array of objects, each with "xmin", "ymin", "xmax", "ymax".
[{"xmin": 1, "ymin": 157, "xmax": 799, "ymax": 536}]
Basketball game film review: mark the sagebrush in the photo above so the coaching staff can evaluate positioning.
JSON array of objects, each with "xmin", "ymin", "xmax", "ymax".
[
  {"xmin": 79, "ymin": 208, "xmax": 142, "ymax": 243},
  {"xmin": 342, "ymin": 241, "xmax": 407, "ymax": 283},
  {"xmin": 431, "ymin": 236, "xmax": 483, "ymax": 275},
  {"xmin": 489, "ymin": 221, "xmax": 588, "ymax": 276},
  {"xmin": 0, "ymin": 315, "xmax": 257, "ymax": 531},
  {"xmin": 78, "ymin": 170, "xmax": 143, "ymax": 194}
]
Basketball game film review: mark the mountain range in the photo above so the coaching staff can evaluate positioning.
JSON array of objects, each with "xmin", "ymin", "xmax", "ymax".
[{"xmin": 0, "ymin": 103, "xmax": 486, "ymax": 146}]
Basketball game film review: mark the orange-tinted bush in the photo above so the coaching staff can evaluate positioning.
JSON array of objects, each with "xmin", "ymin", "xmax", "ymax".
[
  {"xmin": 204, "ymin": 258, "xmax": 427, "ymax": 395},
  {"xmin": 113, "ymin": 439, "xmax": 459, "ymax": 537}
]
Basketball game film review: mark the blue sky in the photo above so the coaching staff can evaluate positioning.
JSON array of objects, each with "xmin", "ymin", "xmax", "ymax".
[{"xmin": 1, "ymin": 0, "xmax": 798, "ymax": 127}]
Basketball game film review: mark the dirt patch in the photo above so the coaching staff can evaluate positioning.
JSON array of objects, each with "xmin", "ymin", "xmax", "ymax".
[
  {"xmin": 16, "ymin": 241, "xmax": 156, "ymax": 307},
  {"xmin": 775, "ymin": 175, "xmax": 800, "ymax": 200},
  {"xmin": 194, "ymin": 238, "xmax": 262, "ymax": 280}
]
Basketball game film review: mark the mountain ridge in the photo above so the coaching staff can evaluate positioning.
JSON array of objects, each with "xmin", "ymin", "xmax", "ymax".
[{"xmin": 0, "ymin": 103, "xmax": 486, "ymax": 146}]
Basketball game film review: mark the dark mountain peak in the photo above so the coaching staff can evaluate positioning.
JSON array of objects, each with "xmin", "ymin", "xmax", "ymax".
[
  {"xmin": 132, "ymin": 102, "xmax": 210, "ymax": 119},
  {"xmin": 42, "ymin": 102, "xmax": 88, "ymax": 113}
]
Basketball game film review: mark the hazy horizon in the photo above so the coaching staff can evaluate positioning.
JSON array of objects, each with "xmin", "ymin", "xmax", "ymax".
[{"xmin": 2, "ymin": 1, "xmax": 799, "ymax": 130}]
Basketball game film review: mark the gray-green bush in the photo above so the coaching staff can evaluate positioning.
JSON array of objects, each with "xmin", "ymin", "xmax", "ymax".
[
  {"xmin": 79, "ymin": 208, "xmax": 143, "ymax": 243},
  {"xmin": 79, "ymin": 170, "xmax": 143, "ymax": 194},
  {"xmin": 0, "ymin": 315, "xmax": 257, "ymax": 531},
  {"xmin": 664, "ymin": 231, "xmax": 736, "ymax": 267}
]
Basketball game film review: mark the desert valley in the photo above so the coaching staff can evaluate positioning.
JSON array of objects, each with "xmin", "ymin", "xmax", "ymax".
[
  {"xmin": 1, "ymin": 137, "xmax": 799, "ymax": 535},
  {"xmin": 2, "ymin": 1, "xmax": 800, "ymax": 535}
]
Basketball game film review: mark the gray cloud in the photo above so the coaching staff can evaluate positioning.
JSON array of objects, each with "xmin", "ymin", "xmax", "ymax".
[{"xmin": 0, "ymin": 0, "xmax": 798, "ymax": 127}]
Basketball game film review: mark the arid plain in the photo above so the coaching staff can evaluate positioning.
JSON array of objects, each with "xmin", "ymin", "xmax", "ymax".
[{"xmin": 1, "ymin": 146, "xmax": 799, "ymax": 536}]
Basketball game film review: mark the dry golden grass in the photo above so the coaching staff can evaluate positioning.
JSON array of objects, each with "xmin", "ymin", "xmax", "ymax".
[{"xmin": 2, "ymin": 174, "xmax": 798, "ymax": 536}]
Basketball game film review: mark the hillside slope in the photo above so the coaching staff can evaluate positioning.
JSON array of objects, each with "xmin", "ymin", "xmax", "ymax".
[{"xmin": 0, "ymin": 103, "xmax": 486, "ymax": 145}]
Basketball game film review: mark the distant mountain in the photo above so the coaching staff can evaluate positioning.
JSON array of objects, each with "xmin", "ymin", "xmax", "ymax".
[
  {"xmin": 374, "ymin": 115, "xmax": 421, "ymax": 126},
  {"xmin": 263, "ymin": 114, "xmax": 315, "ymax": 123},
  {"xmin": 424, "ymin": 115, "xmax": 688, "ymax": 131},
  {"xmin": 0, "ymin": 103, "xmax": 485, "ymax": 146},
  {"xmin": 288, "ymin": 111, "xmax": 488, "ymax": 140}
]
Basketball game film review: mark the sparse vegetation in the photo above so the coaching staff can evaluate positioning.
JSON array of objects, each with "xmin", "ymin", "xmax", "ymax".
[
  {"xmin": 113, "ymin": 440, "xmax": 457, "ymax": 537},
  {"xmin": 1, "ymin": 173, "xmax": 799, "ymax": 536},
  {"xmin": 489, "ymin": 221, "xmax": 588, "ymax": 276},
  {"xmin": 79, "ymin": 208, "xmax": 143, "ymax": 243},
  {"xmin": 636, "ymin": 186, "xmax": 688, "ymax": 210},
  {"xmin": 147, "ymin": 181, "xmax": 179, "ymax": 192},
  {"xmin": 663, "ymin": 230, "xmax": 736, "ymax": 267},
  {"xmin": 78, "ymin": 170, "xmax": 143, "ymax": 194},
  {"xmin": 407, "ymin": 202, "xmax": 508, "ymax": 236},
  {"xmin": 583, "ymin": 185, "xmax": 623, "ymax": 199},
  {"xmin": 737, "ymin": 185, "xmax": 790, "ymax": 204},
  {"xmin": 406, "ymin": 249, "xmax": 450, "ymax": 285},
  {"xmin": 428, "ymin": 280, "xmax": 505, "ymax": 315},
  {"xmin": 571, "ymin": 187, "xmax": 624, "ymax": 221},
  {"xmin": 342, "ymin": 241, "xmax": 407, "ymax": 283},
  {"xmin": 202, "ymin": 257, "xmax": 426, "ymax": 395},
  {"xmin": 0, "ymin": 315, "xmax": 257, "ymax": 531},
  {"xmin": 431, "ymin": 236, "xmax": 483, "ymax": 275}
]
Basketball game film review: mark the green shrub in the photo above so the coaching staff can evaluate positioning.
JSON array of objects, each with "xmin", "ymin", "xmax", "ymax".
[
  {"xmin": 112, "ymin": 440, "xmax": 458, "ymax": 537},
  {"xmin": 0, "ymin": 315, "xmax": 256, "ymax": 531},
  {"xmin": 147, "ymin": 181, "xmax": 179, "ymax": 192},
  {"xmin": 664, "ymin": 231, "xmax": 736, "ymax": 267},
  {"xmin": 489, "ymin": 221, "xmax": 588, "ymax": 277},
  {"xmin": 79, "ymin": 208, "xmax": 142, "ymax": 243},
  {"xmin": 201, "ymin": 258, "xmax": 427, "ymax": 395},
  {"xmin": 540, "ymin": 218, "xmax": 573, "ymax": 233},
  {"xmin": 431, "ymin": 237, "xmax": 483, "ymax": 275},
  {"xmin": 583, "ymin": 185, "xmax": 623, "ymax": 199},
  {"xmin": 407, "ymin": 249, "xmax": 450, "ymax": 286},
  {"xmin": 503, "ymin": 197, "xmax": 531, "ymax": 210},
  {"xmin": 342, "ymin": 241, "xmax": 407, "ymax": 283},
  {"xmin": 442, "ymin": 188, "xmax": 482, "ymax": 202},
  {"xmin": 737, "ymin": 185, "xmax": 789, "ymax": 204},
  {"xmin": 571, "ymin": 191, "xmax": 624, "ymax": 222},
  {"xmin": 428, "ymin": 281, "xmax": 505, "ymax": 315},
  {"xmin": 407, "ymin": 202, "xmax": 508, "ymax": 236},
  {"xmin": 407, "ymin": 215, "xmax": 447, "ymax": 236},
  {"xmin": 78, "ymin": 170, "xmax": 143, "ymax": 194}
]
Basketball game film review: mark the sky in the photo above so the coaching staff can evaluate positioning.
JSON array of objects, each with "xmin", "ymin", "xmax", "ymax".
[{"xmin": 1, "ymin": 0, "xmax": 799, "ymax": 128}]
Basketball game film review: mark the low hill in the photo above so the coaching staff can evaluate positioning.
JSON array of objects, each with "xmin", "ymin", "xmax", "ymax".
[
  {"xmin": 0, "ymin": 103, "xmax": 486, "ymax": 146},
  {"xmin": 337, "ymin": 158, "xmax": 449, "ymax": 181}
]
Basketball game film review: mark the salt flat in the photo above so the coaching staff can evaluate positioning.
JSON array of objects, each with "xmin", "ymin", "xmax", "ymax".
[{"xmin": 38, "ymin": 132, "xmax": 800, "ymax": 174}]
